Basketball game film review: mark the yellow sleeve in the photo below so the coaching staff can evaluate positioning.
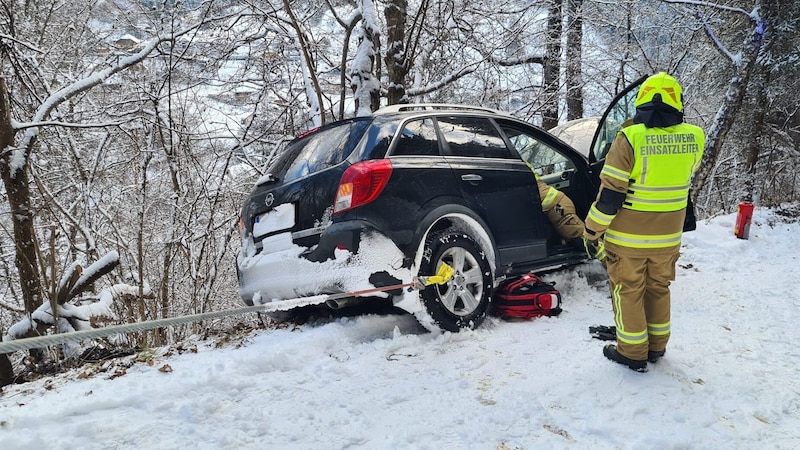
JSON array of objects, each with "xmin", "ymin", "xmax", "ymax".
[{"xmin": 584, "ymin": 134, "xmax": 635, "ymax": 238}]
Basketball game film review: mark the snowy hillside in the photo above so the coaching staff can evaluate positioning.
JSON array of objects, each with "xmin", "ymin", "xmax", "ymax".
[{"xmin": 1, "ymin": 205, "xmax": 799, "ymax": 449}]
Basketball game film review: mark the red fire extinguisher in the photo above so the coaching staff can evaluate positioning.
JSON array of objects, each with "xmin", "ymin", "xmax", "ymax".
[{"xmin": 734, "ymin": 202, "xmax": 754, "ymax": 239}]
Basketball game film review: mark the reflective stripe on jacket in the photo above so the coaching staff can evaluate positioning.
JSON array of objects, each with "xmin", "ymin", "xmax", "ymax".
[
  {"xmin": 528, "ymin": 163, "xmax": 560, "ymax": 210},
  {"xmin": 541, "ymin": 184, "xmax": 559, "ymax": 210}
]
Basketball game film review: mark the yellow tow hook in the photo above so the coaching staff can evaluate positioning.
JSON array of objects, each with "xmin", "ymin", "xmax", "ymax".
[{"xmin": 414, "ymin": 262, "xmax": 455, "ymax": 289}]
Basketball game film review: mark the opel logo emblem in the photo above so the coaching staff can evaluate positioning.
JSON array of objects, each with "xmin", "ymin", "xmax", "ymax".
[{"xmin": 265, "ymin": 193, "xmax": 275, "ymax": 207}]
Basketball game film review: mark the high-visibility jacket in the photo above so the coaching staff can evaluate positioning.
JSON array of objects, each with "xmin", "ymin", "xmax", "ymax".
[
  {"xmin": 586, "ymin": 122, "xmax": 705, "ymax": 251},
  {"xmin": 619, "ymin": 123, "xmax": 704, "ymax": 213}
]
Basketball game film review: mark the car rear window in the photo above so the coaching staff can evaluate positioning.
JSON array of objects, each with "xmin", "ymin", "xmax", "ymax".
[{"xmin": 271, "ymin": 119, "xmax": 370, "ymax": 182}]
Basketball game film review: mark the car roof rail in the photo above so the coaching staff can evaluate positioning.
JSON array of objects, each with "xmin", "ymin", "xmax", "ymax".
[{"xmin": 375, "ymin": 103, "xmax": 508, "ymax": 115}]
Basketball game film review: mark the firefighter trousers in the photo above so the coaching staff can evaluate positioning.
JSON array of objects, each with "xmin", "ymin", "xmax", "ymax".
[{"xmin": 604, "ymin": 245, "xmax": 680, "ymax": 361}]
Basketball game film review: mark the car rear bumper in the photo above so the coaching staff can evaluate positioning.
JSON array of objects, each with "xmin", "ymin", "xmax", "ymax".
[{"xmin": 236, "ymin": 221, "xmax": 415, "ymax": 306}]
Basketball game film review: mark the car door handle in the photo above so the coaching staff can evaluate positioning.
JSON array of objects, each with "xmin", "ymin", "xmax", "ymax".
[{"xmin": 461, "ymin": 174, "xmax": 483, "ymax": 182}]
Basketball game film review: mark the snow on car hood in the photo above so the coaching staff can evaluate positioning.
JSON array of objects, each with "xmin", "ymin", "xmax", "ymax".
[{"xmin": 548, "ymin": 116, "xmax": 600, "ymax": 158}]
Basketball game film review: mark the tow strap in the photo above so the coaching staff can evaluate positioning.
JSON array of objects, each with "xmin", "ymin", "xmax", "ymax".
[{"xmin": 0, "ymin": 264, "xmax": 455, "ymax": 354}]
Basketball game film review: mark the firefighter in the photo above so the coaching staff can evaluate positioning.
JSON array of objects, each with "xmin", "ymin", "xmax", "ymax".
[
  {"xmin": 534, "ymin": 171, "xmax": 585, "ymax": 243},
  {"xmin": 583, "ymin": 72, "xmax": 705, "ymax": 372}
]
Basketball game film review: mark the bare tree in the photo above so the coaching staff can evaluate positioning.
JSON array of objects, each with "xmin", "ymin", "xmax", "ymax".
[
  {"xmin": 664, "ymin": 0, "xmax": 767, "ymax": 208},
  {"xmin": 680, "ymin": 0, "xmax": 799, "ymax": 209},
  {"xmin": 542, "ymin": 0, "xmax": 562, "ymax": 130},
  {"xmin": 1, "ymin": 1, "xmax": 248, "ymax": 361},
  {"xmin": 0, "ymin": 77, "xmax": 15, "ymax": 384},
  {"xmin": 384, "ymin": 0, "xmax": 410, "ymax": 105},
  {"xmin": 565, "ymin": 0, "xmax": 584, "ymax": 120},
  {"xmin": 323, "ymin": 0, "xmax": 363, "ymax": 119},
  {"xmin": 283, "ymin": 0, "xmax": 326, "ymax": 125},
  {"xmin": 352, "ymin": 0, "xmax": 382, "ymax": 115}
]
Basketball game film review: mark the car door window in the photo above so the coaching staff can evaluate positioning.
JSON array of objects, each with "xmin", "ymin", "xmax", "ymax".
[
  {"xmin": 392, "ymin": 118, "xmax": 440, "ymax": 156},
  {"xmin": 590, "ymin": 75, "xmax": 646, "ymax": 163},
  {"xmin": 501, "ymin": 127, "xmax": 575, "ymax": 176},
  {"xmin": 437, "ymin": 116, "xmax": 513, "ymax": 159},
  {"xmin": 591, "ymin": 90, "xmax": 638, "ymax": 162}
]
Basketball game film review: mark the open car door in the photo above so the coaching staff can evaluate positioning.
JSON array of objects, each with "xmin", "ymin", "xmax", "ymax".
[{"xmin": 588, "ymin": 75, "xmax": 647, "ymax": 166}]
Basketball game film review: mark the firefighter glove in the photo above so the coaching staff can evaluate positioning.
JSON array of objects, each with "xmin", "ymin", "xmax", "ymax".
[{"xmin": 583, "ymin": 237, "xmax": 606, "ymax": 262}]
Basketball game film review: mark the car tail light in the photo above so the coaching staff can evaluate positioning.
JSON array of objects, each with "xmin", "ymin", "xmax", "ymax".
[{"xmin": 333, "ymin": 160, "xmax": 393, "ymax": 214}]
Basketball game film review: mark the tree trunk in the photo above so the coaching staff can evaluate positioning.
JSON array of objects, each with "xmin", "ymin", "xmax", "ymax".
[
  {"xmin": 0, "ymin": 342, "xmax": 13, "ymax": 387},
  {"xmin": 352, "ymin": 0, "xmax": 382, "ymax": 115},
  {"xmin": 565, "ymin": 0, "xmax": 584, "ymax": 120},
  {"xmin": 0, "ymin": 79, "xmax": 17, "ymax": 386},
  {"xmin": 742, "ymin": 76, "xmax": 767, "ymax": 203},
  {"xmin": 0, "ymin": 79, "xmax": 44, "ymax": 317},
  {"xmin": 339, "ymin": 19, "xmax": 360, "ymax": 119},
  {"xmin": 542, "ymin": 0, "xmax": 563, "ymax": 130},
  {"xmin": 385, "ymin": 0, "xmax": 408, "ymax": 105}
]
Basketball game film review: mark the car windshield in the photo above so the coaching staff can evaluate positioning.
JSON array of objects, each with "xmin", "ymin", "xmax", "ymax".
[{"xmin": 270, "ymin": 119, "xmax": 371, "ymax": 183}]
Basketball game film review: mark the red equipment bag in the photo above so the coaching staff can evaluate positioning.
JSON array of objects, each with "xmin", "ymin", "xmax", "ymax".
[{"xmin": 492, "ymin": 273, "xmax": 562, "ymax": 319}]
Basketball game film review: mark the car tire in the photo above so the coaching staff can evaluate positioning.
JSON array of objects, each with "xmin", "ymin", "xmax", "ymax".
[{"xmin": 418, "ymin": 230, "xmax": 493, "ymax": 332}]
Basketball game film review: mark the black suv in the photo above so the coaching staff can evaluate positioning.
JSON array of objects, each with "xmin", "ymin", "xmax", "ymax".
[{"xmin": 237, "ymin": 79, "xmax": 644, "ymax": 332}]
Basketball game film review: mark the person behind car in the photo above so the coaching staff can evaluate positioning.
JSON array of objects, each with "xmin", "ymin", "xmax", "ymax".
[{"xmin": 582, "ymin": 72, "xmax": 705, "ymax": 372}]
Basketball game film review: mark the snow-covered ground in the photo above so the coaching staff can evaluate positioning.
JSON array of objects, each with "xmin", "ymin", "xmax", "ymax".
[{"xmin": 2, "ymin": 205, "xmax": 799, "ymax": 449}]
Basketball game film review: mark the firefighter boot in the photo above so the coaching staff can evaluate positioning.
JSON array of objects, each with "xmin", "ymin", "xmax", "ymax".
[
  {"xmin": 603, "ymin": 344, "xmax": 647, "ymax": 372},
  {"xmin": 648, "ymin": 349, "xmax": 666, "ymax": 363}
]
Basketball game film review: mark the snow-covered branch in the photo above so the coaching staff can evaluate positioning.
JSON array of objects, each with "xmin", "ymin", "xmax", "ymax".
[
  {"xmin": 698, "ymin": 11, "xmax": 737, "ymax": 63},
  {"xmin": 489, "ymin": 54, "xmax": 545, "ymax": 67},
  {"xmin": 12, "ymin": 119, "xmax": 126, "ymax": 131},
  {"xmin": 13, "ymin": 7, "xmax": 244, "ymax": 176},
  {"xmin": 0, "ymin": 298, "xmax": 25, "ymax": 314},
  {"xmin": 663, "ymin": 0, "xmax": 761, "ymax": 64},
  {"xmin": 0, "ymin": 33, "xmax": 43, "ymax": 53},
  {"xmin": 406, "ymin": 63, "xmax": 482, "ymax": 97},
  {"xmin": 323, "ymin": 0, "xmax": 362, "ymax": 29},
  {"xmin": 688, "ymin": 3, "xmax": 766, "ymax": 205},
  {"xmin": 662, "ymin": 0, "xmax": 751, "ymax": 16},
  {"xmin": 67, "ymin": 251, "xmax": 120, "ymax": 301},
  {"xmin": 1, "ymin": 280, "xmax": 148, "ymax": 357}
]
